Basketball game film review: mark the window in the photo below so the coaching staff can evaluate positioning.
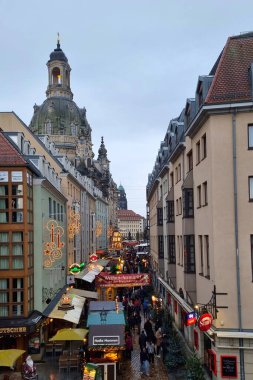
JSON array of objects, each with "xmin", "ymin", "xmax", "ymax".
[
  {"xmin": 199, "ymin": 236, "xmax": 203, "ymax": 275},
  {"xmin": 183, "ymin": 188, "xmax": 194, "ymax": 217},
  {"xmin": 184, "ymin": 235, "xmax": 195, "ymax": 273},
  {"xmin": 203, "ymin": 182, "xmax": 208, "ymax": 206},
  {"xmin": 170, "ymin": 172, "xmax": 174, "ymax": 188},
  {"xmin": 179, "ymin": 197, "xmax": 182, "ymax": 215},
  {"xmin": 248, "ymin": 125, "xmax": 253, "ymax": 149},
  {"xmin": 249, "ymin": 177, "xmax": 253, "ymax": 200},
  {"xmin": 49, "ymin": 198, "xmax": 52, "ymax": 217},
  {"xmin": 167, "ymin": 201, "xmax": 174, "ymax": 223},
  {"xmin": 158, "ymin": 235, "xmax": 164, "ymax": 259},
  {"xmin": 178, "ymin": 164, "xmax": 181, "ymax": 181},
  {"xmin": 187, "ymin": 150, "xmax": 193, "ymax": 172},
  {"xmin": 61, "ymin": 205, "xmax": 63, "ymax": 222},
  {"xmin": 202, "ymin": 134, "xmax": 207, "ymax": 159},
  {"xmin": 168, "ymin": 236, "xmax": 175, "ymax": 264},
  {"xmin": 53, "ymin": 200, "xmax": 56, "ymax": 219},
  {"xmin": 176, "ymin": 199, "xmax": 179, "ymax": 216},
  {"xmin": 197, "ymin": 185, "xmax": 201, "ymax": 208},
  {"xmin": 196, "ymin": 141, "xmax": 201, "ymax": 164},
  {"xmin": 205, "ymin": 235, "xmax": 210, "ymax": 278},
  {"xmin": 57, "ymin": 203, "xmax": 60, "ymax": 221},
  {"xmin": 157, "ymin": 208, "xmax": 163, "ymax": 226},
  {"xmin": 177, "ymin": 236, "xmax": 181, "ymax": 264},
  {"xmin": 251, "ymin": 235, "xmax": 253, "ymax": 281}
]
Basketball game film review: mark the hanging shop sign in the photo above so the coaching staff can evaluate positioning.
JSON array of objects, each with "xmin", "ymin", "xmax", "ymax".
[
  {"xmin": 96, "ymin": 272, "xmax": 151, "ymax": 288},
  {"xmin": 198, "ymin": 312, "xmax": 213, "ymax": 331},
  {"xmin": 69, "ymin": 262, "xmax": 85, "ymax": 274},
  {"xmin": 89, "ymin": 253, "xmax": 98, "ymax": 263},
  {"xmin": 185, "ymin": 311, "xmax": 197, "ymax": 326}
]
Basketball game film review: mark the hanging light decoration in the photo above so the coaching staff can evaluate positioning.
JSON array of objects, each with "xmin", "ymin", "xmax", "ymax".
[{"xmin": 43, "ymin": 220, "xmax": 65, "ymax": 267}]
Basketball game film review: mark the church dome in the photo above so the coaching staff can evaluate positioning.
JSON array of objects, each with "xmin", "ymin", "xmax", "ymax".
[
  {"xmin": 48, "ymin": 42, "xmax": 68, "ymax": 63},
  {"xmin": 29, "ymin": 97, "xmax": 91, "ymax": 138}
]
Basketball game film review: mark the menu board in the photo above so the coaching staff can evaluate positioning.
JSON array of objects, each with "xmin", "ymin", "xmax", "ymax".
[{"xmin": 221, "ymin": 356, "xmax": 237, "ymax": 378}]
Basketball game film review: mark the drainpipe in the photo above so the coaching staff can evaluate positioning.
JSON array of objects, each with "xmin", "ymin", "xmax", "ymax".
[{"xmin": 232, "ymin": 110, "xmax": 245, "ymax": 379}]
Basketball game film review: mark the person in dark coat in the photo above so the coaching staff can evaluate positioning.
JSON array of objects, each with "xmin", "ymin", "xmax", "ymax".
[
  {"xmin": 144, "ymin": 318, "xmax": 154, "ymax": 341},
  {"xmin": 139, "ymin": 330, "xmax": 147, "ymax": 350},
  {"xmin": 125, "ymin": 332, "xmax": 133, "ymax": 359},
  {"xmin": 140, "ymin": 347, "xmax": 150, "ymax": 376},
  {"xmin": 134, "ymin": 312, "xmax": 142, "ymax": 335}
]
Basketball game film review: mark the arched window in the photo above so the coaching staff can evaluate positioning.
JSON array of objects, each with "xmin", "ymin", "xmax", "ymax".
[{"xmin": 52, "ymin": 67, "xmax": 61, "ymax": 85}]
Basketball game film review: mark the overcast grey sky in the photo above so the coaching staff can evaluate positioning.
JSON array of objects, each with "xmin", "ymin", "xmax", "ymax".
[{"xmin": 1, "ymin": 0, "xmax": 253, "ymax": 216}]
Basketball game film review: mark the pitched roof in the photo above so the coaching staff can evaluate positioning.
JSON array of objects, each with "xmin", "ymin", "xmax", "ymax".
[
  {"xmin": 0, "ymin": 133, "xmax": 27, "ymax": 166},
  {"xmin": 206, "ymin": 33, "xmax": 253, "ymax": 104},
  {"xmin": 117, "ymin": 209, "xmax": 143, "ymax": 221}
]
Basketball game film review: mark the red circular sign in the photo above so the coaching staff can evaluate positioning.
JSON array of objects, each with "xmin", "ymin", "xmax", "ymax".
[
  {"xmin": 89, "ymin": 253, "xmax": 98, "ymax": 263},
  {"xmin": 198, "ymin": 313, "xmax": 213, "ymax": 331}
]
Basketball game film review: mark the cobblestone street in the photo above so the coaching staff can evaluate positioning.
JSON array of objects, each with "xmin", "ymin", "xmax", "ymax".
[{"xmin": 120, "ymin": 328, "xmax": 169, "ymax": 379}]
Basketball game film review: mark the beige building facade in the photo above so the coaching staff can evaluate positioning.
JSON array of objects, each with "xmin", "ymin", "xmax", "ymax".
[{"xmin": 147, "ymin": 33, "xmax": 253, "ymax": 379}]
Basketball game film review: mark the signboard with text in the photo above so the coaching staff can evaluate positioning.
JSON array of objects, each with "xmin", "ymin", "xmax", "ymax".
[
  {"xmin": 96, "ymin": 272, "xmax": 151, "ymax": 288},
  {"xmin": 221, "ymin": 355, "xmax": 237, "ymax": 378},
  {"xmin": 93, "ymin": 336, "xmax": 120, "ymax": 345}
]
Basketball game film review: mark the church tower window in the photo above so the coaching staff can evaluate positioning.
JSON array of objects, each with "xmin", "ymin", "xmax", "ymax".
[{"xmin": 52, "ymin": 67, "xmax": 61, "ymax": 84}]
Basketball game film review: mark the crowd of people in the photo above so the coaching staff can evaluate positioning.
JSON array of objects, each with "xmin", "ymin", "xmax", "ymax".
[{"xmin": 122, "ymin": 289, "xmax": 165, "ymax": 377}]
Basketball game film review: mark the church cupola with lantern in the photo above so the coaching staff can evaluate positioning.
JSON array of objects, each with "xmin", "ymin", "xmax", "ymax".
[
  {"xmin": 46, "ymin": 34, "xmax": 73, "ymax": 100},
  {"xmin": 29, "ymin": 35, "xmax": 93, "ymax": 167}
]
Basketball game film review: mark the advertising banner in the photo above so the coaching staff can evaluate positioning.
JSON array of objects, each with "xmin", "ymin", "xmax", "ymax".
[{"xmin": 96, "ymin": 272, "xmax": 151, "ymax": 288}]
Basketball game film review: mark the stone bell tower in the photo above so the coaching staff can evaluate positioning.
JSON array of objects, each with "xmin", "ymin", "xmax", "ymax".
[{"xmin": 46, "ymin": 34, "xmax": 73, "ymax": 100}]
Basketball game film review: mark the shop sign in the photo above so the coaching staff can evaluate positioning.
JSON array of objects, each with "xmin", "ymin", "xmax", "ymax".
[
  {"xmin": 96, "ymin": 273, "xmax": 151, "ymax": 288},
  {"xmin": 93, "ymin": 336, "xmax": 120, "ymax": 345},
  {"xmin": 198, "ymin": 312, "xmax": 213, "ymax": 331},
  {"xmin": 89, "ymin": 253, "xmax": 98, "ymax": 263},
  {"xmin": 0, "ymin": 327, "xmax": 27, "ymax": 334},
  {"xmin": 221, "ymin": 355, "xmax": 237, "ymax": 378},
  {"xmin": 185, "ymin": 311, "xmax": 197, "ymax": 326}
]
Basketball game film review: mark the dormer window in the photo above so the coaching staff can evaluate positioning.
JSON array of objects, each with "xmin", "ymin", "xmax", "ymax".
[
  {"xmin": 186, "ymin": 104, "xmax": 191, "ymax": 128},
  {"xmin": 175, "ymin": 127, "xmax": 178, "ymax": 143},
  {"xmin": 198, "ymin": 83, "xmax": 204, "ymax": 107}
]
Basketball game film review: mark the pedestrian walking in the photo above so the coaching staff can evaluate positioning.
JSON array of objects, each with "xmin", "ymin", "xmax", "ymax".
[
  {"xmin": 139, "ymin": 330, "xmax": 147, "ymax": 350},
  {"xmin": 125, "ymin": 332, "xmax": 133, "ymax": 359},
  {"xmin": 155, "ymin": 327, "xmax": 163, "ymax": 357},
  {"xmin": 134, "ymin": 312, "xmax": 142, "ymax": 335},
  {"xmin": 140, "ymin": 347, "xmax": 150, "ymax": 376},
  {"xmin": 144, "ymin": 318, "xmax": 154, "ymax": 341},
  {"xmin": 142, "ymin": 299, "xmax": 149, "ymax": 318},
  {"xmin": 146, "ymin": 340, "xmax": 155, "ymax": 364}
]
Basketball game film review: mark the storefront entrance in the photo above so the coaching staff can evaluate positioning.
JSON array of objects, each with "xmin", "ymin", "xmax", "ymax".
[{"xmin": 97, "ymin": 362, "xmax": 116, "ymax": 380}]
